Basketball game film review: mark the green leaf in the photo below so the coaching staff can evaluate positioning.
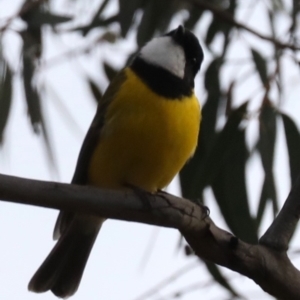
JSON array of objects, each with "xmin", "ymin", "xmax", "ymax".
[
  {"xmin": 228, "ymin": 0, "xmax": 237, "ymax": 14},
  {"xmin": 76, "ymin": 0, "xmax": 116, "ymax": 36},
  {"xmin": 21, "ymin": 28, "xmax": 42, "ymax": 59},
  {"xmin": 184, "ymin": 8, "xmax": 203, "ymax": 30},
  {"xmin": 225, "ymin": 80, "xmax": 235, "ymax": 116},
  {"xmin": 180, "ymin": 102, "xmax": 248, "ymax": 201},
  {"xmin": 180, "ymin": 58, "xmax": 223, "ymax": 200},
  {"xmin": 259, "ymin": 101, "xmax": 276, "ymax": 173},
  {"xmin": 205, "ymin": 1, "xmax": 236, "ymax": 51},
  {"xmin": 205, "ymin": 261, "xmax": 240, "ymax": 297},
  {"xmin": 36, "ymin": 12, "xmax": 72, "ymax": 26},
  {"xmin": 137, "ymin": 0, "xmax": 174, "ymax": 47},
  {"xmin": 118, "ymin": 0, "xmax": 143, "ymax": 37},
  {"xmin": 256, "ymin": 177, "xmax": 269, "ymax": 227},
  {"xmin": 251, "ymin": 48, "xmax": 268, "ymax": 86},
  {"xmin": 22, "ymin": 54, "xmax": 42, "ymax": 132},
  {"xmin": 202, "ymin": 57, "xmax": 223, "ymax": 144},
  {"xmin": 269, "ymin": 171, "xmax": 278, "ymax": 217},
  {"xmin": 21, "ymin": 0, "xmax": 71, "ymax": 29},
  {"xmin": 22, "ymin": 9, "xmax": 72, "ymax": 29},
  {"xmin": 290, "ymin": 0, "xmax": 300, "ymax": 34},
  {"xmin": 281, "ymin": 112, "xmax": 300, "ymax": 185},
  {"xmin": 256, "ymin": 174, "xmax": 277, "ymax": 227},
  {"xmin": 204, "ymin": 57, "xmax": 222, "ymax": 94},
  {"xmin": 258, "ymin": 101, "xmax": 278, "ymax": 216},
  {"xmin": 205, "ymin": 17, "xmax": 222, "ymax": 46},
  {"xmin": 88, "ymin": 79, "xmax": 102, "ymax": 104},
  {"xmin": 0, "ymin": 61, "xmax": 12, "ymax": 144},
  {"xmin": 212, "ymin": 127, "xmax": 257, "ymax": 243},
  {"xmin": 103, "ymin": 62, "xmax": 118, "ymax": 82},
  {"xmin": 40, "ymin": 118, "xmax": 57, "ymax": 175},
  {"xmin": 201, "ymin": 102, "xmax": 249, "ymax": 190},
  {"xmin": 89, "ymin": 0, "xmax": 110, "ymax": 27},
  {"xmin": 21, "ymin": 28, "xmax": 56, "ymax": 169}
]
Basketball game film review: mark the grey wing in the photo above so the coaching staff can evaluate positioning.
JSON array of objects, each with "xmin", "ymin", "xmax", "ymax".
[{"xmin": 53, "ymin": 69, "xmax": 127, "ymax": 240}]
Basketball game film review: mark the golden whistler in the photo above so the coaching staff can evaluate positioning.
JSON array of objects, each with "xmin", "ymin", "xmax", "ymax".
[{"xmin": 29, "ymin": 25, "xmax": 204, "ymax": 298}]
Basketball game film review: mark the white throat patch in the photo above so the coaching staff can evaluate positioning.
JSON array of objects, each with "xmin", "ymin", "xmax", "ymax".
[{"xmin": 139, "ymin": 36, "xmax": 185, "ymax": 79}]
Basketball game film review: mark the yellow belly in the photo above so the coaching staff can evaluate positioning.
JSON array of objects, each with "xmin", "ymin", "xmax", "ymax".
[{"xmin": 88, "ymin": 68, "xmax": 201, "ymax": 192}]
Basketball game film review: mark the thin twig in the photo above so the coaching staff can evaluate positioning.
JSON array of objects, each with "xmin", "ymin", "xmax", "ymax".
[
  {"xmin": 138, "ymin": 227, "xmax": 160, "ymax": 271},
  {"xmin": 186, "ymin": 0, "xmax": 300, "ymax": 51},
  {"xmin": 38, "ymin": 32, "xmax": 117, "ymax": 71},
  {"xmin": 132, "ymin": 260, "xmax": 199, "ymax": 300},
  {"xmin": 154, "ymin": 274, "xmax": 241, "ymax": 300}
]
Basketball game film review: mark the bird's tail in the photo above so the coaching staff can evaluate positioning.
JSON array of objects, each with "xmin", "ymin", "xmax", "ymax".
[{"xmin": 28, "ymin": 216, "xmax": 103, "ymax": 298}]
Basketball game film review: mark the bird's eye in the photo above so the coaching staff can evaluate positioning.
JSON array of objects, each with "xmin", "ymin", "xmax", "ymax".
[{"xmin": 192, "ymin": 57, "xmax": 197, "ymax": 64}]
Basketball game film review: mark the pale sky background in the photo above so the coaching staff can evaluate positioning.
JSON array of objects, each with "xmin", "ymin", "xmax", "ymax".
[{"xmin": 0, "ymin": 0, "xmax": 300, "ymax": 299}]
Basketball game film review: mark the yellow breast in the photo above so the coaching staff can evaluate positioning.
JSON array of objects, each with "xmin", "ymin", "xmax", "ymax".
[{"xmin": 88, "ymin": 68, "xmax": 201, "ymax": 192}]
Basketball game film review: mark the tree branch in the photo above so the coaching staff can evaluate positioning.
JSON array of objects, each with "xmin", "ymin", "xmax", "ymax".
[
  {"xmin": 0, "ymin": 173, "xmax": 206, "ymax": 231},
  {"xmin": 260, "ymin": 175, "xmax": 300, "ymax": 250},
  {"xmin": 183, "ymin": 222, "xmax": 300, "ymax": 300},
  {"xmin": 1, "ymin": 172, "xmax": 300, "ymax": 299},
  {"xmin": 187, "ymin": 0, "xmax": 300, "ymax": 51}
]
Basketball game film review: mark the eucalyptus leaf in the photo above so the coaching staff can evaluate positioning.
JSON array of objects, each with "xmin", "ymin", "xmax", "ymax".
[
  {"xmin": 0, "ymin": 61, "xmax": 12, "ymax": 144},
  {"xmin": 180, "ymin": 58, "xmax": 223, "ymax": 200},
  {"xmin": 200, "ymin": 102, "xmax": 248, "ymax": 190},
  {"xmin": 78, "ymin": 0, "xmax": 112, "ymax": 36},
  {"xmin": 290, "ymin": 0, "xmax": 300, "ymax": 34},
  {"xmin": 256, "ymin": 177, "xmax": 269, "ymax": 228},
  {"xmin": 88, "ymin": 79, "xmax": 102, "ymax": 104},
  {"xmin": 258, "ymin": 100, "xmax": 278, "ymax": 216},
  {"xmin": 258, "ymin": 101, "xmax": 276, "ymax": 174},
  {"xmin": 184, "ymin": 8, "xmax": 203, "ymax": 30},
  {"xmin": 251, "ymin": 48, "xmax": 268, "ymax": 86},
  {"xmin": 281, "ymin": 112, "xmax": 300, "ymax": 185},
  {"xmin": 137, "ymin": 0, "xmax": 175, "ymax": 47},
  {"xmin": 118, "ymin": 0, "xmax": 143, "ymax": 37},
  {"xmin": 22, "ymin": 9, "xmax": 72, "ymax": 29},
  {"xmin": 103, "ymin": 62, "xmax": 118, "ymax": 82},
  {"xmin": 205, "ymin": 0, "xmax": 236, "ymax": 51},
  {"xmin": 205, "ymin": 17, "xmax": 222, "ymax": 46},
  {"xmin": 23, "ymin": 55, "xmax": 41, "ymax": 132},
  {"xmin": 212, "ymin": 127, "xmax": 257, "ymax": 243},
  {"xmin": 205, "ymin": 261, "xmax": 240, "ymax": 297},
  {"xmin": 180, "ymin": 102, "xmax": 248, "ymax": 201}
]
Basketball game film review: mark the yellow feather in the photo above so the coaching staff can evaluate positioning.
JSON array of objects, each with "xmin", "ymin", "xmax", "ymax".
[{"xmin": 88, "ymin": 68, "xmax": 201, "ymax": 192}]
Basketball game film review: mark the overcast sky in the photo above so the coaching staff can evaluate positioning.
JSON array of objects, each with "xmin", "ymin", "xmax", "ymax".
[{"xmin": 0, "ymin": 1, "xmax": 299, "ymax": 299}]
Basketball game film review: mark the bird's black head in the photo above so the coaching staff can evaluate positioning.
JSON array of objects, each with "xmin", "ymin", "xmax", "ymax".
[
  {"xmin": 166, "ymin": 25, "xmax": 203, "ymax": 88},
  {"xmin": 131, "ymin": 25, "xmax": 203, "ymax": 98}
]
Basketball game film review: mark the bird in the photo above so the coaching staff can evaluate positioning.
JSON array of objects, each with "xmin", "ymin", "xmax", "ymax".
[{"xmin": 28, "ymin": 25, "xmax": 204, "ymax": 298}]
